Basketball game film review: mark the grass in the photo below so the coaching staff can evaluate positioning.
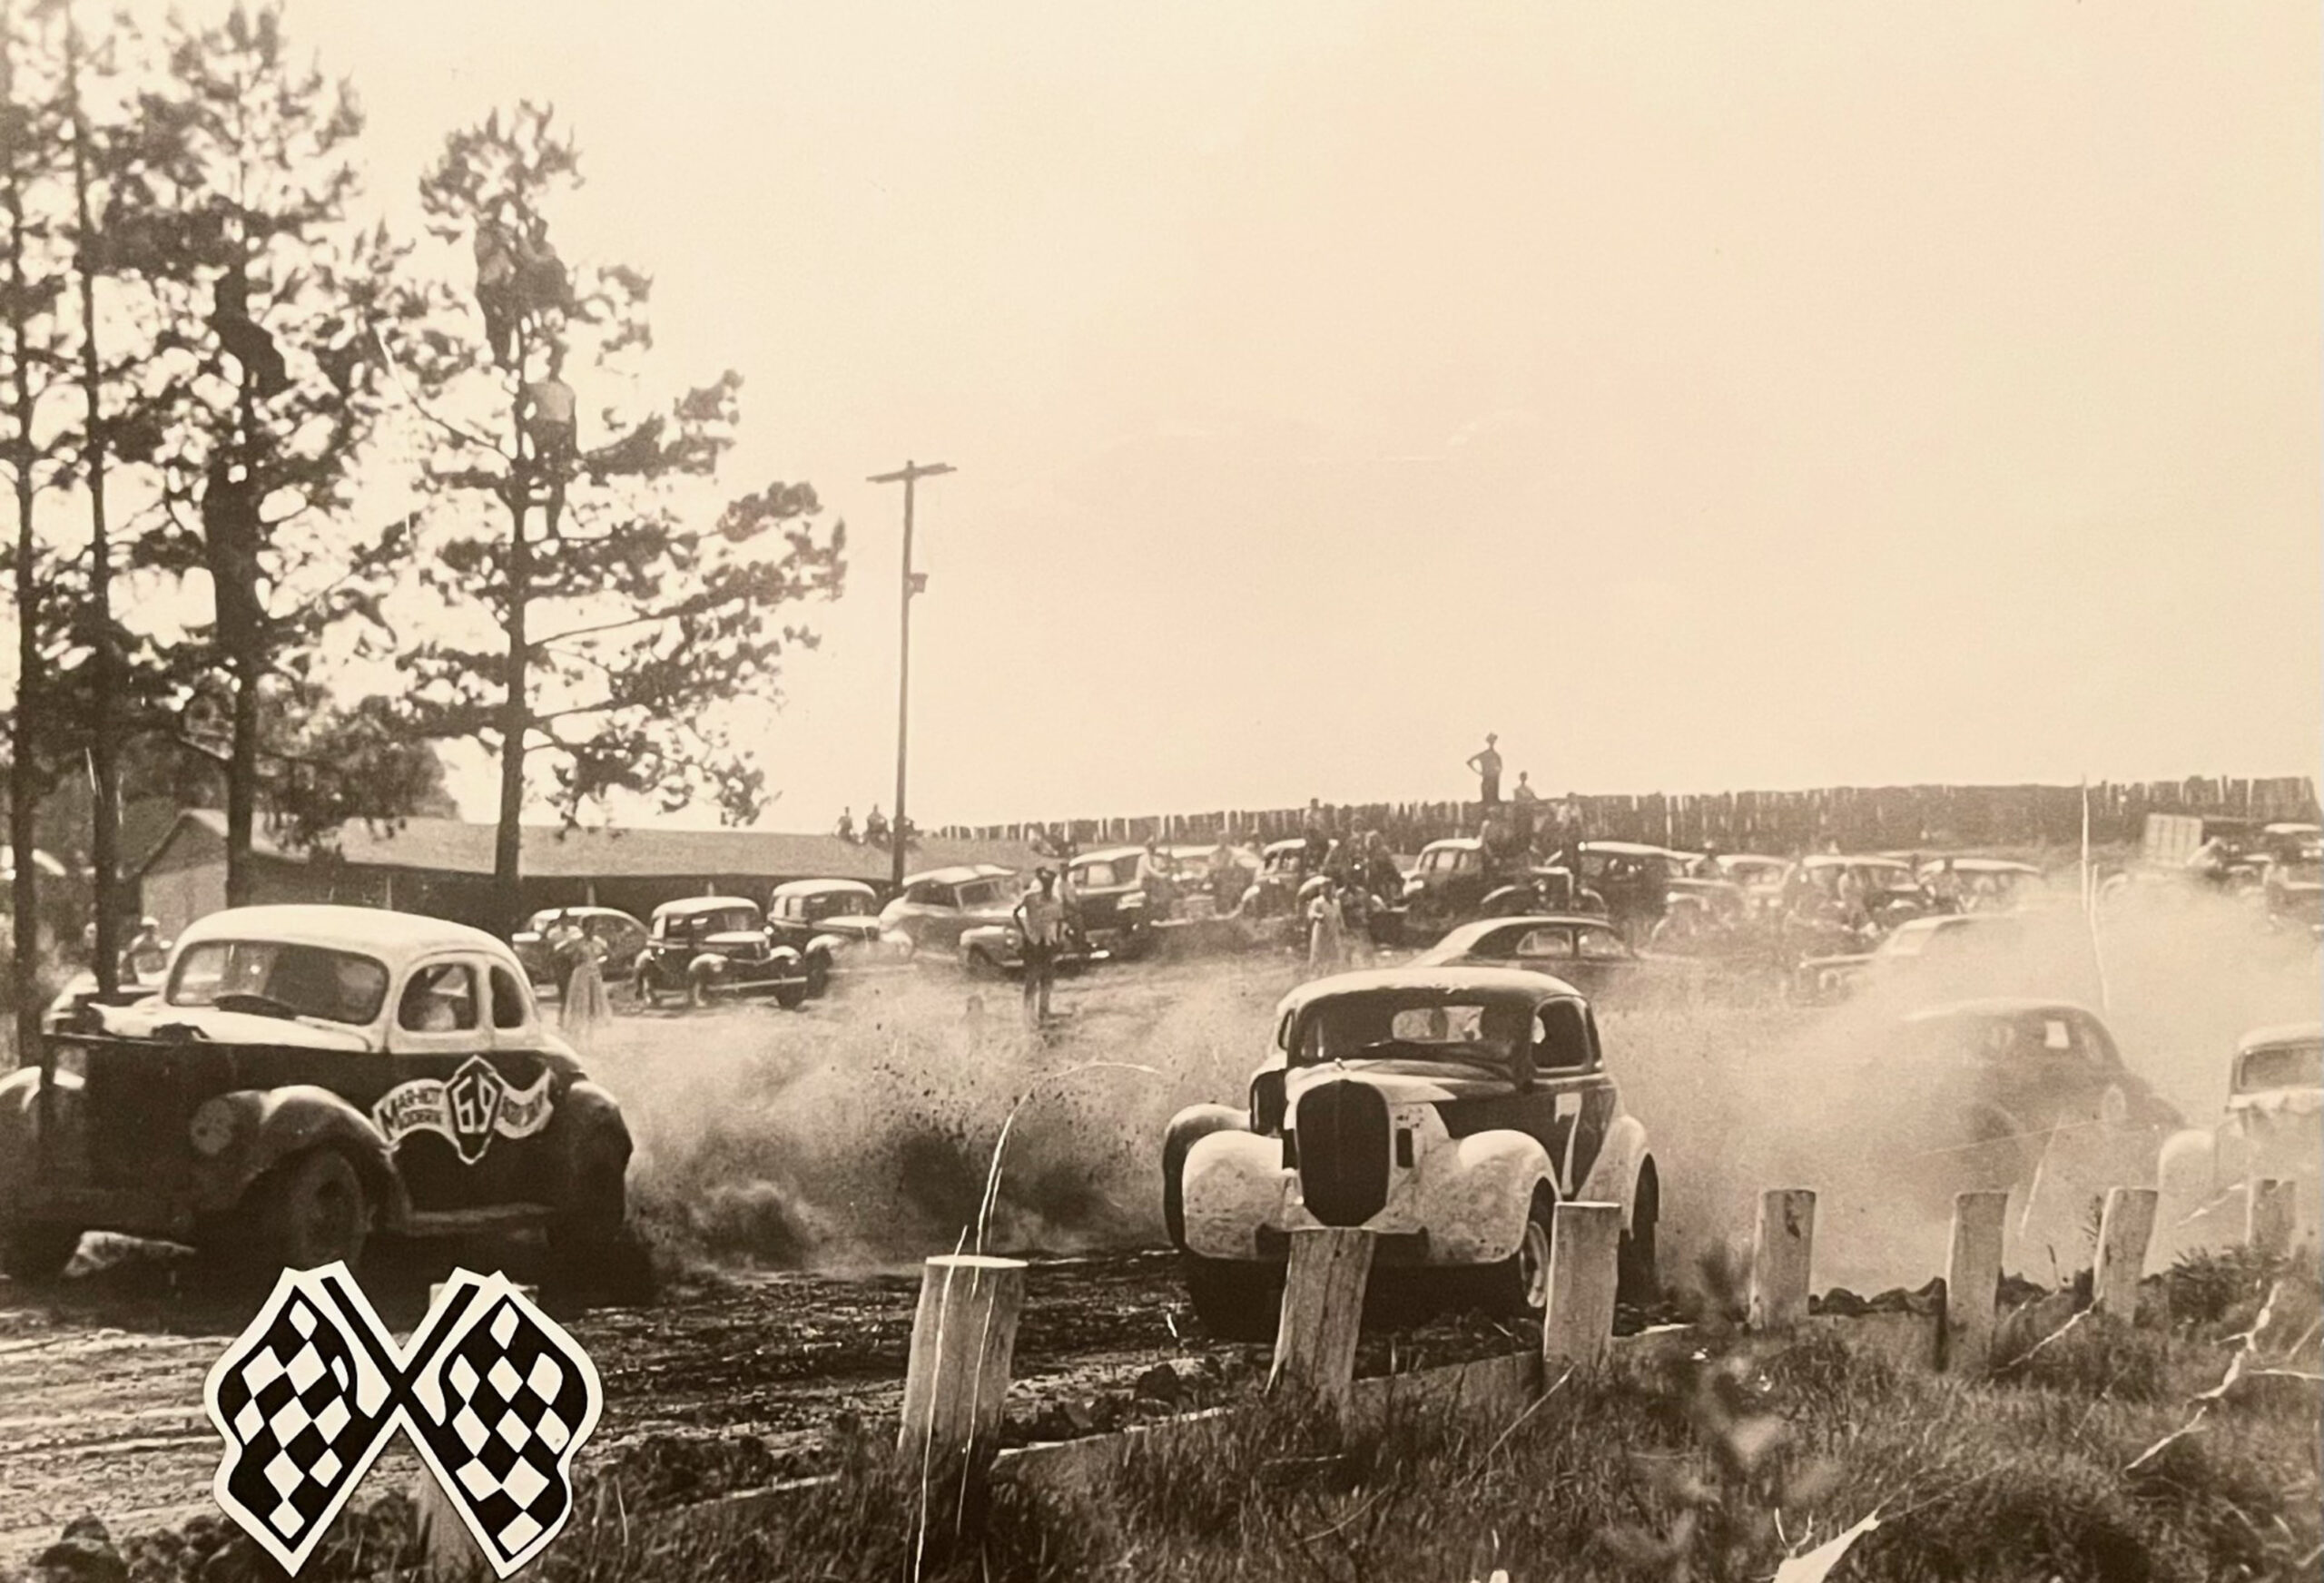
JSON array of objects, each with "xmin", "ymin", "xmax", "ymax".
[{"xmin": 499, "ymin": 1254, "xmax": 2320, "ymax": 1583}]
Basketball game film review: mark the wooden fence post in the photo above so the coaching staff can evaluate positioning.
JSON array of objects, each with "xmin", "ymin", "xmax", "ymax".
[
  {"xmin": 1541, "ymin": 1202, "xmax": 1622, "ymax": 1371},
  {"xmin": 1270, "ymin": 1228, "xmax": 1374, "ymax": 1412},
  {"xmin": 1943, "ymin": 1191, "xmax": 2008, "ymax": 1375},
  {"xmin": 897, "ymin": 1254, "xmax": 1027, "ymax": 1484},
  {"xmin": 2092, "ymin": 1187, "xmax": 2157, "ymax": 1321},
  {"xmin": 1748, "ymin": 1189, "xmax": 1816, "ymax": 1332},
  {"xmin": 2247, "ymin": 1177, "xmax": 2296, "ymax": 1257}
]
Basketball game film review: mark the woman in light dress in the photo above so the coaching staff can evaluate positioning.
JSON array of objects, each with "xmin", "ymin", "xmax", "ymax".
[
  {"xmin": 1305, "ymin": 884, "xmax": 1345, "ymax": 975},
  {"xmin": 558, "ymin": 926, "xmax": 612, "ymax": 1052}
]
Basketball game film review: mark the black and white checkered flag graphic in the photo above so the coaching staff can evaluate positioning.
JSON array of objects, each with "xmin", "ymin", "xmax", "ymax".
[{"xmin": 204, "ymin": 1265, "xmax": 603, "ymax": 1578}]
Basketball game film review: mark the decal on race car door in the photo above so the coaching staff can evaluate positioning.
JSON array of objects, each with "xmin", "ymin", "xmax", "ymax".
[{"xmin": 373, "ymin": 1055, "xmax": 554, "ymax": 1165}]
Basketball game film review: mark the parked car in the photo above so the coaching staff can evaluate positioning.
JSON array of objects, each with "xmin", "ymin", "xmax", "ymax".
[
  {"xmin": 1409, "ymin": 914, "xmax": 1658, "ymax": 998},
  {"xmin": 1715, "ymin": 853, "xmax": 1793, "ymax": 908},
  {"xmin": 1917, "ymin": 858, "xmax": 2045, "ymax": 913},
  {"xmin": 511, "ymin": 906, "xmax": 648, "ymax": 989},
  {"xmin": 877, "ymin": 865, "xmax": 1019, "ymax": 950},
  {"xmin": 956, "ymin": 912, "xmax": 1107, "ymax": 979},
  {"xmin": 2156, "ymin": 1023, "xmax": 2321, "ymax": 1261},
  {"xmin": 1064, "ymin": 846, "xmax": 1164, "ymax": 957},
  {"xmin": 1399, "ymin": 839, "xmax": 1590, "ymax": 936},
  {"xmin": 1852, "ymin": 998, "xmax": 2181, "ymax": 1215},
  {"xmin": 2258, "ymin": 857, "xmax": 2323, "ymax": 935},
  {"xmin": 1162, "ymin": 966, "xmax": 1659, "ymax": 1339},
  {"xmin": 766, "ymin": 879, "xmax": 916, "ymax": 994},
  {"xmin": 631, "ymin": 896, "xmax": 809, "ymax": 1009},
  {"xmin": 1241, "ymin": 839, "xmax": 1320, "ymax": 920},
  {"xmin": 1794, "ymin": 911, "xmax": 2034, "ymax": 1004},
  {"xmin": 0, "ymin": 905, "xmax": 642, "ymax": 1290}
]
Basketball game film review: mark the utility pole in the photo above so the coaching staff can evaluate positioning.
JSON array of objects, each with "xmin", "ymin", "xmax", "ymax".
[{"xmin": 868, "ymin": 460, "xmax": 953, "ymax": 892}]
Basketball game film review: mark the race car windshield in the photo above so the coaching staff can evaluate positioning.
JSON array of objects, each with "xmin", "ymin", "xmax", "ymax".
[
  {"xmin": 168, "ymin": 940, "xmax": 390, "ymax": 1025},
  {"xmin": 803, "ymin": 892, "xmax": 868, "ymax": 920},
  {"xmin": 2240, "ymin": 1044, "xmax": 2322, "ymax": 1092},
  {"xmin": 1294, "ymin": 996, "xmax": 1531, "ymax": 1070}
]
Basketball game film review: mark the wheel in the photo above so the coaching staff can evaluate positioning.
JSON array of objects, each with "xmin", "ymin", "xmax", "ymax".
[
  {"xmin": 773, "ymin": 978, "xmax": 807, "ymax": 1010},
  {"xmin": 1618, "ymin": 1167, "xmax": 1660, "ymax": 1310},
  {"xmin": 962, "ymin": 948, "xmax": 1000, "ymax": 981},
  {"xmin": 0, "ymin": 1223, "xmax": 82, "ymax": 1283},
  {"xmin": 1482, "ymin": 1186, "xmax": 1557, "ymax": 1319},
  {"xmin": 549, "ymin": 1169, "xmax": 657, "ymax": 1306},
  {"xmin": 1182, "ymin": 1254, "xmax": 1284, "ymax": 1342},
  {"xmin": 804, "ymin": 953, "xmax": 831, "ymax": 999},
  {"xmin": 258, "ymin": 1150, "xmax": 369, "ymax": 1274}
]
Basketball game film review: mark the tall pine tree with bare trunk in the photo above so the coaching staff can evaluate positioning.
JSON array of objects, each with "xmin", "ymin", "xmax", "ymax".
[{"xmin": 392, "ymin": 104, "xmax": 843, "ymax": 929}]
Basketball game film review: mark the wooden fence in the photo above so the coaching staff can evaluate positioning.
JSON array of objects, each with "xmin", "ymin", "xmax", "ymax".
[
  {"xmin": 936, "ymin": 776, "xmax": 2320, "ymax": 857},
  {"xmin": 428, "ymin": 1175, "xmax": 2315, "ymax": 1572}
]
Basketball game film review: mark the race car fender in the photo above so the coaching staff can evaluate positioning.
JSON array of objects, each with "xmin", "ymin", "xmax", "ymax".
[
  {"xmin": 1574, "ymin": 1113, "xmax": 1653, "ymax": 1229},
  {"xmin": 806, "ymin": 932, "xmax": 853, "ymax": 965},
  {"xmin": 185, "ymin": 1085, "xmax": 406, "ymax": 1224},
  {"xmin": 0, "ymin": 1063, "xmax": 80, "ymax": 1205},
  {"xmin": 1180, "ymin": 1128, "xmax": 1289, "ymax": 1261},
  {"xmin": 542, "ymin": 1080, "xmax": 634, "ymax": 1210},
  {"xmin": 1410, "ymin": 1129, "xmax": 1553, "ymax": 1265},
  {"xmin": 1162, "ymin": 1103, "xmax": 1248, "ymax": 1247}
]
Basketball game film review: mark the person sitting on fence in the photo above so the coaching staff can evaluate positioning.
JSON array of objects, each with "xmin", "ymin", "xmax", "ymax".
[
  {"xmin": 835, "ymin": 807, "xmax": 856, "ymax": 842},
  {"xmin": 864, "ymin": 804, "xmax": 891, "ymax": 846}
]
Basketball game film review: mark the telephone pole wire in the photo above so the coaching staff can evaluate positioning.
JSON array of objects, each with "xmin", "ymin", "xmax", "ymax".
[{"xmin": 868, "ymin": 459, "xmax": 955, "ymax": 892}]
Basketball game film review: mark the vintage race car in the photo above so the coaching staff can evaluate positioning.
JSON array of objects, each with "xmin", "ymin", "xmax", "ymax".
[
  {"xmin": 2155, "ymin": 1023, "xmax": 2321, "ymax": 1262},
  {"xmin": 765, "ymin": 879, "xmax": 915, "ymax": 994},
  {"xmin": 1399, "ymin": 839, "xmax": 1592, "ymax": 937},
  {"xmin": 1916, "ymin": 857, "xmax": 2044, "ymax": 914},
  {"xmin": 511, "ymin": 905, "xmax": 648, "ymax": 989},
  {"xmin": 0, "ymin": 905, "xmax": 640, "ymax": 1292},
  {"xmin": 1410, "ymin": 914, "xmax": 1662, "ymax": 998},
  {"xmin": 632, "ymin": 896, "xmax": 811, "ymax": 1009},
  {"xmin": 877, "ymin": 865, "xmax": 1019, "ymax": 950},
  {"xmin": 1063, "ymin": 847, "xmax": 1164, "ymax": 957},
  {"xmin": 1793, "ymin": 911, "xmax": 2034, "ymax": 1004},
  {"xmin": 1163, "ymin": 967, "xmax": 1659, "ymax": 1339}
]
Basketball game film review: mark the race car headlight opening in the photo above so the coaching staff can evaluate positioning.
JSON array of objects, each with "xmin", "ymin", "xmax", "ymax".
[{"xmin": 188, "ymin": 1098, "xmax": 241, "ymax": 1157}]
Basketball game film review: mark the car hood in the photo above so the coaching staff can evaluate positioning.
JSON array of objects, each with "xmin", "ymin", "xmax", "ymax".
[
  {"xmin": 813, "ymin": 915, "xmax": 886, "ymax": 939},
  {"xmin": 1285, "ymin": 1062, "xmax": 1512, "ymax": 1107},
  {"xmin": 90, "ymin": 1002, "xmax": 375, "ymax": 1052},
  {"xmin": 702, "ymin": 930, "xmax": 769, "ymax": 950}
]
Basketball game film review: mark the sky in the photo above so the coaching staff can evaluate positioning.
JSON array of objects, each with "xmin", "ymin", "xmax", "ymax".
[{"xmin": 169, "ymin": 0, "xmax": 2324, "ymax": 828}]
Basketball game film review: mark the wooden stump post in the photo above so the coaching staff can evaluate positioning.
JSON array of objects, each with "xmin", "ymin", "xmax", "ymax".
[
  {"xmin": 1270, "ymin": 1228, "xmax": 1375, "ymax": 1412},
  {"xmin": 1748, "ymin": 1189, "xmax": 1816, "ymax": 1332},
  {"xmin": 1541, "ymin": 1202, "xmax": 1622, "ymax": 1371},
  {"xmin": 2247, "ymin": 1177, "xmax": 2296, "ymax": 1258},
  {"xmin": 2092, "ymin": 1187, "xmax": 2157, "ymax": 1321},
  {"xmin": 897, "ymin": 1255, "xmax": 1027, "ymax": 1482},
  {"xmin": 1943, "ymin": 1190, "xmax": 2009, "ymax": 1376},
  {"xmin": 412, "ymin": 1282, "xmax": 538, "ymax": 1578}
]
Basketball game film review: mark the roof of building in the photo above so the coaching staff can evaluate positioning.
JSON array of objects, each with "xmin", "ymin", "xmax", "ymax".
[{"xmin": 138, "ymin": 811, "xmax": 1044, "ymax": 883}]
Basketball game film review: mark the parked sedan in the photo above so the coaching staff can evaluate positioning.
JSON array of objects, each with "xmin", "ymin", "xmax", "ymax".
[
  {"xmin": 766, "ymin": 880, "xmax": 916, "ymax": 993},
  {"xmin": 1410, "ymin": 914, "xmax": 1653, "ymax": 998},
  {"xmin": 511, "ymin": 906, "xmax": 648, "ymax": 990},
  {"xmin": 877, "ymin": 865, "xmax": 1019, "ymax": 950}
]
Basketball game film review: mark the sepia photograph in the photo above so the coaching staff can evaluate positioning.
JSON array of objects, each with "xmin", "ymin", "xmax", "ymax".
[{"xmin": 0, "ymin": 2, "xmax": 2317, "ymax": 1579}]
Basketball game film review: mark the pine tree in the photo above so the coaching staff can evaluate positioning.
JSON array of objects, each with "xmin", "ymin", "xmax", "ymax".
[{"xmin": 392, "ymin": 103, "xmax": 843, "ymax": 929}]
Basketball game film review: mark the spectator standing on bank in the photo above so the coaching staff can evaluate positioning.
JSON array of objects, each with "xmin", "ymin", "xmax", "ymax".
[
  {"xmin": 835, "ymin": 808, "xmax": 856, "ymax": 842},
  {"xmin": 1306, "ymin": 881, "xmax": 1346, "ymax": 974},
  {"xmin": 864, "ymin": 804, "xmax": 891, "ymax": 847},
  {"xmin": 1467, "ymin": 734, "xmax": 1503, "ymax": 805}
]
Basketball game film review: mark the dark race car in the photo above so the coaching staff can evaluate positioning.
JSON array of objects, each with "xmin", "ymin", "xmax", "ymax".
[
  {"xmin": 632, "ymin": 896, "xmax": 811, "ymax": 1009},
  {"xmin": 0, "ymin": 905, "xmax": 643, "ymax": 1295},
  {"xmin": 1162, "ymin": 966, "xmax": 1659, "ymax": 1339},
  {"xmin": 766, "ymin": 879, "xmax": 916, "ymax": 995},
  {"xmin": 1397, "ymin": 839, "xmax": 1593, "ymax": 939}
]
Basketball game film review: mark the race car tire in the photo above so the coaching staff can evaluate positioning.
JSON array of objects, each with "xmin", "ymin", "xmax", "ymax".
[
  {"xmin": 962, "ymin": 948, "xmax": 1000, "ymax": 981},
  {"xmin": 259, "ymin": 1148, "xmax": 369, "ymax": 1274},
  {"xmin": 774, "ymin": 979, "xmax": 807, "ymax": 1010},
  {"xmin": 1182, "ymin": 1254, "xmax": 1285, "ymax": 1342},
  {"xmin": 0, "ymin": 1223, "xmax": 81, "ymax": 1283},
  {"xmin": 1483, "ymin": 1185, "xmax": 1558, "ymax": 1319},
  {"xmin": 1618, "ymin": 1165, "xmax": 1660, "ymax": 1310},
  {"xmin": 805, "ymin": 952, "xmax": 832, "ymax": 999}
]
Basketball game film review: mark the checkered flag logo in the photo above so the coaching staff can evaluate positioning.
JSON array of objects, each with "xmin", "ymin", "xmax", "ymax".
[{"xmin": 204, "ymin": 1265, "xmax": 603, "ymax": 1578}]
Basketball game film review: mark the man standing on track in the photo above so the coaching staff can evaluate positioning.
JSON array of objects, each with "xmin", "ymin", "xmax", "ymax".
[{"xmin": 1014, "ymin": 867, "xmax": 1066, "ymax": 1025}]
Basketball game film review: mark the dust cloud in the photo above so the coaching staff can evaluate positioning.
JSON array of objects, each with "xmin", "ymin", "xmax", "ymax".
[{"xmin": 586, "ymin": 884, "xmax": 2313, "ymax": 1297}]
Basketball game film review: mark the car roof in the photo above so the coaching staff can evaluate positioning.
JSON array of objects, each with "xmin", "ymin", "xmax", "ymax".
[
  {"xmin": 1901, "ymin": 996, "xmax": 2102, "ymax": 1025},
  {"xmin": 1718, "ymin": 853, "xmax": 1789, "ymax": 868},
  {"xmin": 177, "ymin": 905, "xmax": 517, "ymax": 963},
  {"xmin": 1421, "ymin": 837, "xmax": 1482, "ymax": 852},
  {"xmin": 1921, "ymin": 857, "xmax": 2043, "ymax": 875},
  {"xmin": 1419, "ymin": 915, "xmax": 1619, "ymax": 955},
  {"xmin": 1580, "ymin": 840, "xmax": 1682, "ymax": 858},
  {"xmin": 901, "ymin": 864, "xmax": 1016, "ymax": 887},
  {"xmin": 771, "ymin": 878, "xmax": 876, "ymax": 897},
  {"xmin": 1803, "ymin": 853, "xmax": 1912, "ymax": 870},
  {"xmin": 2238, "ymin": 1021, "xmax": 2324, "ymax": 1053},
  {"xmin": 526, "ymin": 905, "xmax": 640, "ymax": 925},
  {"xmin": 1265, "ymin": 838, "xmax": 1308, "ymax": 853},
  {"xmin": 1074, "ymin": 846, "xmax": 1147, "ymax": 864},
  {"xmin": 1275, "ymin": 965, "xmax": 1582, "ymax": 1019},
  {"xmin": 653, "ymin": 895, "xmax": 761, "ymax": 919}
]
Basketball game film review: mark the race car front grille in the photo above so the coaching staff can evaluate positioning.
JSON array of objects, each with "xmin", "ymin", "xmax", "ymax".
[{"xmin": 1295, "ymin": 1080, "xmax": 1391, "ymax": 1227}]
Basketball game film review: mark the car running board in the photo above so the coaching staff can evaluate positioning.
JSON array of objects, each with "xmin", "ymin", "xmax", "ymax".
[{"xmin": 401, "ymin": 1203, "xmax": 558, "ymax": 1238}]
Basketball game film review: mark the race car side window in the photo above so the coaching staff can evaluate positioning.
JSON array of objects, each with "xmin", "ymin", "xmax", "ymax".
[
  {"xmin": 1519, "ymin": 929, "xmax": 1575, "ymax": 959},
  {"xmin": 1536, "ymin": 999, "xmax": 1593, "ymax": 1071},
  {"xmin": 399, "ymin": 962, "xmax": 479, "ymax": 1033},
  {"xmin": 488, "ymin": 966, "xmax": 529, "ymax": 1031},
  {"xmin": 1576, "ymin": 927, "xmax": 1627, "ymax": 960}
]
